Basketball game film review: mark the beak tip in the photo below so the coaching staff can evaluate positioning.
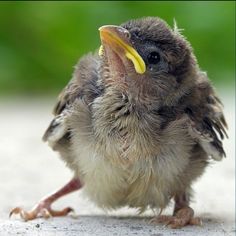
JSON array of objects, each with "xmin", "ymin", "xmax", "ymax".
[{"xmin": 98, "ymin": 25, "xmax": 110, "ymax": 32}]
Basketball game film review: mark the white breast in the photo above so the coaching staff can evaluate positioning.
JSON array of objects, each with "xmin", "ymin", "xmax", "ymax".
[
  {"xmin": 68, "ymin": 99, "xmax": 192, "ymax": 211},
  {"xmin": 71, "ymin": 137, "xmax": 190, "ymax": 211}
]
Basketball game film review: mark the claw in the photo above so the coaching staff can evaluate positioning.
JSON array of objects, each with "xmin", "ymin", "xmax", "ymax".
[
  {"xmin": 10, "ymin": 207, "xmax": 36, "ymax": 221},
  {"xmin": 10, "ymin": 205, "xmax": 75, "ymax": 221},
  {"xmin": 9, "ymin": 207, "xmax": 20, "ymax": 218},
  {"xmin": 150, "ymin": 207, "xmax": 202, "ymax": 229}
]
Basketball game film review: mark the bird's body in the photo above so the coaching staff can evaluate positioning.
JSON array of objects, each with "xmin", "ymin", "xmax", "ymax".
[
  {"xmin": 11, "ymin": 17, "xmax": 227, "ymax": 227},
  {"xmin": 43, "ymin": 53, "xmax": 223, "ymax": 211}
]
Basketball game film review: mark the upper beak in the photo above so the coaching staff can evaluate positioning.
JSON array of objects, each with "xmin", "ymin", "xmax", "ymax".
[{"xmin": 99, "ymin": 25, "xmax": 146, "ymax": 74}]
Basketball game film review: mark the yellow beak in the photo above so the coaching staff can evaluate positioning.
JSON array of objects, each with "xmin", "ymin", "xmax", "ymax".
[{"xmin": 99, "ymin": 25, "xmax": 146, "ymax": 74}]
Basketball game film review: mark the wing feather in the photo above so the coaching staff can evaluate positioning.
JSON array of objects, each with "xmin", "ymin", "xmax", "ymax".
[
  {"xmin": 187, "ymin": 75, "xmax": 228, "ymax": 161},
  {"xmin": 43, "ymin": 53, "xmax": 101, "ymax": 147}
]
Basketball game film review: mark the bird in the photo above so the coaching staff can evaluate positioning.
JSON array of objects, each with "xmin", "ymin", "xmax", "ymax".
[{"xmin": 10, "ymin": 17, "xmax": 227, "ymax": 228}]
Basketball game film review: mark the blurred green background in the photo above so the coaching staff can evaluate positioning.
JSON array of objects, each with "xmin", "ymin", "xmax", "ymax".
[{"xmin": 0, "ymin": 1, "xmax": 235, "ymax": 95}]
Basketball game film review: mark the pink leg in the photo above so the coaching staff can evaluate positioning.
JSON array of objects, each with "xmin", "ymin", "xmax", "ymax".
[{"xmin": 10, "ymin": 177, "xmax": 82, "ymax": 221}]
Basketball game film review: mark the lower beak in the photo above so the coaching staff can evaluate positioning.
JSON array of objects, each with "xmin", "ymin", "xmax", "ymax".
[{"xmin": 99, "ymin": 25, "xmax": 146, "ymax": 74}]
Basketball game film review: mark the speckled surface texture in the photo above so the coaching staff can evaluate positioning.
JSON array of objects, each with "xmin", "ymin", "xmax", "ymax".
[{"xmin": 0, "ymin": 91, "xmax": 235, "ymax": 235}]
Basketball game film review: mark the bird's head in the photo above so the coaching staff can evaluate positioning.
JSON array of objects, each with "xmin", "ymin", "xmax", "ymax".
[{"xmin": 99, "ymin": 17, "xmax": 198, "ymax": 107}]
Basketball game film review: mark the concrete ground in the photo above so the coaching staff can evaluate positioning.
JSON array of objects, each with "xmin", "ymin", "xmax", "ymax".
[{"xmin": 0, "ymin": 91, "xmax": 235, "ymax": 236}]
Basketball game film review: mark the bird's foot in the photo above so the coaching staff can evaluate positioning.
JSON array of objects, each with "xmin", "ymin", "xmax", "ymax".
[
  {"xmin": 150, "ymin": 207, "xmax": 202, "ymax": 229},
  {"xmin": 9, "ymin": 201, "xmax": 74, "ymax": 221}
]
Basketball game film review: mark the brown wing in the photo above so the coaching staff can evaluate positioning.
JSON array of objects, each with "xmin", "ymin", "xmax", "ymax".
[
  {"xmin": 53, "ymin": 53, "xmax": 101, "ymax": 115},
  {"xmin": 43, "ymin": 53, "xmax": 101, "ymax": 145},
  {"xmin": 187, "ymin": 72, "xmax": 228, "ymax": 161},
  {"xmin": 53, "ymin": 77, "xmax": 81, "ymax": 116}
]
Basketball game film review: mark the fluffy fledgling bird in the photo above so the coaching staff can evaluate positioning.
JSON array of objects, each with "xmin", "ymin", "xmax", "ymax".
[{"xmin": 11, "ymin": 17, "xmax": 227, "ymax": 228}]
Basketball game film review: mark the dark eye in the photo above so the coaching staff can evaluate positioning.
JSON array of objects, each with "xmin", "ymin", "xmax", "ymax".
[{"xmin": 147, "ymin": 51, "xmax": 160, "ymax": 64}]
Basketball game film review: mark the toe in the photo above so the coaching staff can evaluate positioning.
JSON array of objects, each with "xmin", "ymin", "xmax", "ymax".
[
  {"xmin": 20, "ymin": 210, "xmax": 37, "ymax": 221},
  {"xmin": 10, "ymin": 205, "xmax": 75, "ymax": 221},
  {"xmin": 168, "ymin": 218, "xmax": 187, "ymax": 229},
  {"xmin": 189, "ymin": 217, "xmax": 202, "ymax": 226},
  {"xmin": 41, "ymin": 208, "xmax": 52, "ymax": 219},
  {"xmin": 149, "ymin": 215, "xmax": 174, "ymax": 225},
  {"xmin": 9, "ymin": 207, "xmax": 37, "ymax": 221},
  {"xmin": 49, "ymin": 207, "xmax": 74, "ymax": 217},
  {"xmin": 9, "ymin": 207, "xmax": 21, "ymax": 218},
  {"xmin": 168, "ymin": 217, "xmax": 202, "ymax": 228}
]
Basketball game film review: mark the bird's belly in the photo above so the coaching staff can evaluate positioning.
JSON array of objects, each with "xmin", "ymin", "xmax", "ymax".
[
  {"xmin": 69, "ymin": 104, "xmax": 191, "ymax": 210},
  {"xmin": 76, "ymin": 151, "xmax": 182, "ymax": 210}
]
